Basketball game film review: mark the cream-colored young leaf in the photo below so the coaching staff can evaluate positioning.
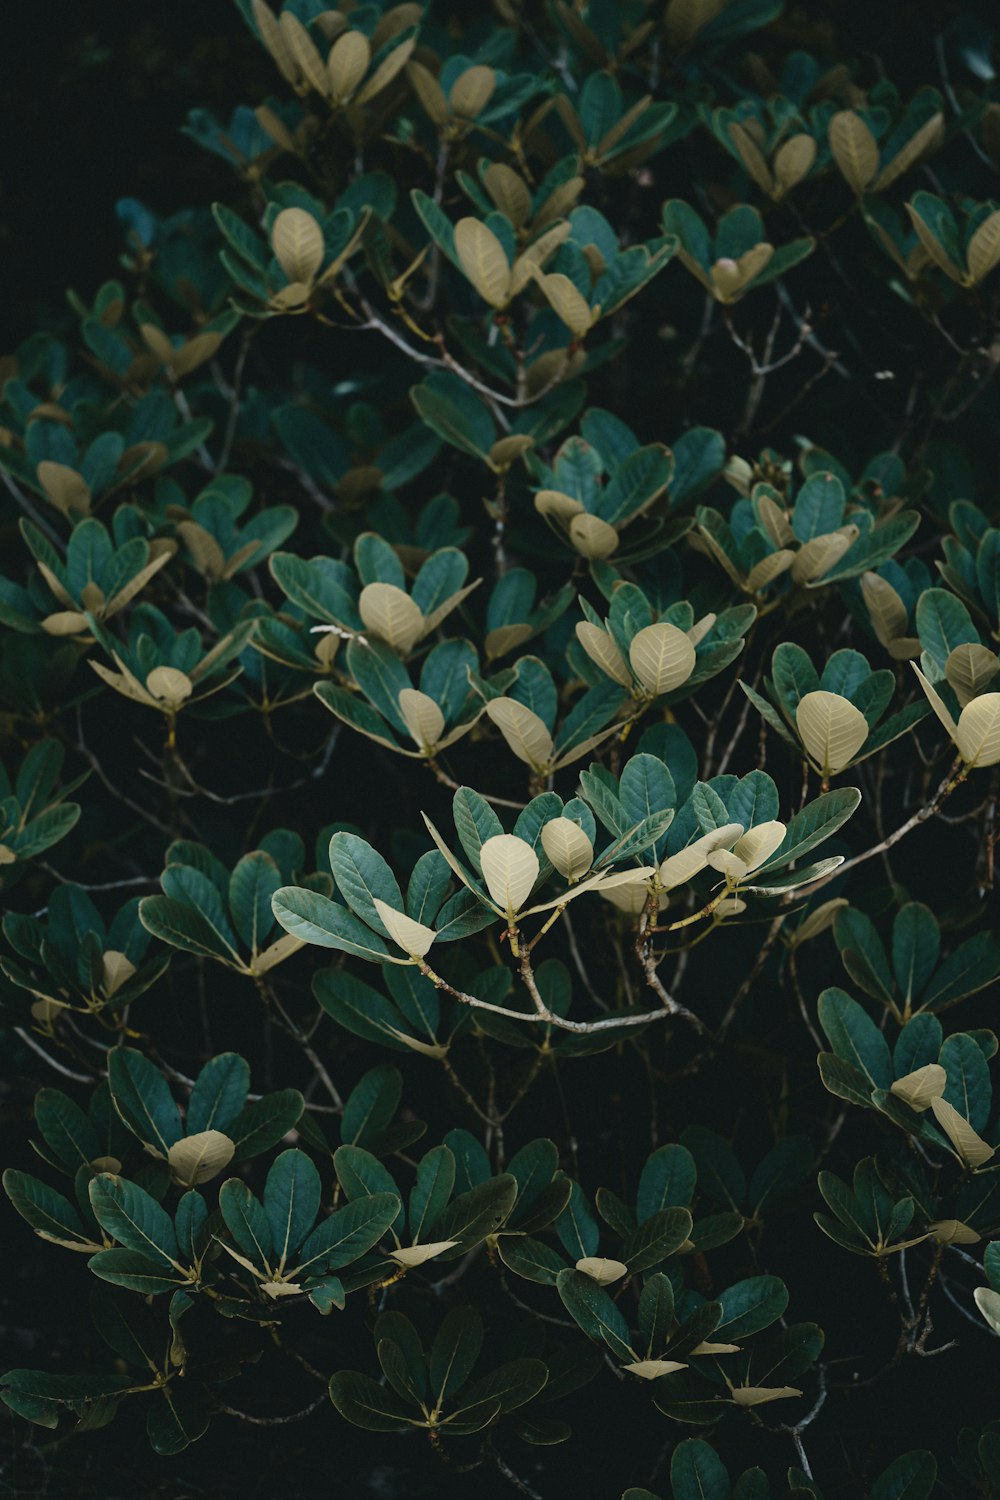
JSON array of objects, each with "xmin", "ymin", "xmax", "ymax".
[
  {"xmin": 746, "ymin": 550, "xmax": 795, "ymax": 592},
  {"xmin": 967, "ymin": 210, "xmax": 1000, "ymax": 285},
  {"xmin": 955, "ymin": 693, "xmax": 1000, "ymax": 767},
  {"xmin": 251, "ymin": 0, "xmax": 298, "ymax": 84},
  {"xmin": 272, "ymin": 207, "xmax": 325, "ymax": 286},
  {"xmin": 575, "ymin": 1256, "xmax": 627, "ymax": 1285},
  {"xmin": 690, "ymin": 1341, "xmax": 741, "ymax": 1355},
  {"xmin": 358, "ymin": 582, "xmax": 425, "ymax": 655},
  {"xmin": 601, "ymin": 878, "xmax": 651, "ymax": 914},
  {"xmin": 168, "ymin": 1131, "xmax": 235, "ymax": 1188},
  {"xmin": 406, "ymin": 59, "xmax": 449, "ymax": 124},
  {"xmin": 535, "ymin": 489, "xmax": 584, "ymax": 523},
  {"xmin": 928, "ymin": 1219, "xmax": 980, "ymax": 1245},
  {"xmin": 628, "ymin": 622, "xmax": 697, "ymax": 696},
  {"xmin": 890, "ymin": 1062, "xmax": 946, "ymax": 1111},
  {"xmin": 146, "ymin": 666, "xmax": 194, "ymax": 707},
  {"xmin": 930, "ymin": 1095, "xmax": 996, "ymax": 1167},
  {"xmin": 709, "ymin": 244, "xmax": 773, "ymax": 302},
  {"xmin": 479, "ymin": 834, "xmax": 539, "ymax": 916},
  {"xmin": 524, "ymin": 864, "xmax": 655, "ymax": 916},
  {"xmin": 485, "ymin": 698, "xmax": 554, "ymax": 769},
  {"xmin": 872, "ymin": 112, "xmax": 944, "ymax": 191},
  {"xmin": 389, "ymin": 1240, "xmax": 459, "ymax": 1268},
  {"xmin": 731, "ymin": 820, "xmax": 786, "ymax": 872},
  {"xmin": 397, "ymin": 688, "xmax": 445, "ymax": 751},
  {"xmin": 36, "ymin": 461, "xmax": 92, "ymax": 516},
  {"xmin": 483, "ymin": 163, "xmax": 532, "ymax": 227},
  {"xmin": 791, "ymin": 898, "xmax": 849, "ymax": 947},
  {"xmin": 773, "ymin": 133, "xmax": 817, "ymax": 196},
  {"xmin": 540, "ymin": 818, "xmax": 594, "ymax": 881},
  {"xmin": 354, "ymin": 35, "xmax": 415, "ymax": 103},
  {"xmin": 327, "ymin": 30, "xmax": 371, "ymax": 102},
  {"xmin": 372, "ymin": 898, "xmax": 436, "ymax": 958},
  {"xmin": 730, "ymin": 1385, "xmax": 802, "ymax": 1407},
  {"xmin": 829, "ymin": 110, "xmax": 879, "ymax": 193},
  {"xmin": 568, "ymin": 512, "xmax": 619, "ymax": 559},
  {"xmin": 454, "ymin": 219, "xmax": 511, "ymax": 308},
  {"xmin": 974, "ymin": 1285, "xmax": 1000, "ymax": 1335},
  {"xmin": 791, "ymin": 528, "xmax": 858, "ymax": 584},
  {"xmin": 509, "ymin": 223, "xmax": 573, "ymax": 295},
  {"xmin": 532, "ymin": 270, "xmax": 594, "ymax": 336},
  {"xmin": 448, "ymin": 64, "xmax": 495, "ymax": 120},
  {"xmin": 624, "ymin": 1359, "xmax": 688, "ymax": 1379},
  {"xmin": 796, "ymin": 690, "xmax": 868, "ymax": 774},
  {"xmin": 861, "ymin": 570, "xmax": 908, "ymax": 646},
  {"xmin": 575, "ymin": 622, "xmax": 631, "ymax": 686},
  {"xmin": 278, "ymin": 12, "xmax": 329, "ymax": 95},
  {"xmin": 911, "ymin": 662, "xmax": 958, "ymax": 738},
  {"xmin": 945, "ymin": 644, "xmax": 1000, "ymax": 708},
  {"xmin": 101, "ymin": 951, "xmax": 137, "ymax": 996},
  {"xmin": 687, "ymin": 613, "xmax": 717, "ymax": 648}
]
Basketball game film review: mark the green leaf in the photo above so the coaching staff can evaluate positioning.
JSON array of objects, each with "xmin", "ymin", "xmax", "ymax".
[
  {"xmin": 939, "ymin": 1032, "xmax": 992, "ymax": 1132},
  {"xmin": 3, "ymin": 1168, "xmax": 98, "ymax": 1249},
  {"xmin": 146, "ymin": 1380, "xmax": 210, "ymax": 1455},
  {"xmin": 637, "ymin": 1144, "xmax": 697, "ymax": 1220},
  {"xmin": 329, "ymin": 1370, "xmax": 415, "ymax": 1430},
  {"xmin": 229, "ymin": 1089, "xmax": 304, "ymax": 1162},
  {"xmin": 497, "ymin": 1235, "xmax": 566, "ymax": 1284},
  {"xmin": 229, "ymin": 851, "xmax": 281, "ymax": 952},
  {"xmin": 218, "ymin": 1178, "xmax": 274, "ymax": 1270},
  {"xmin": 272, "ymin": 887, "xmax": 389, "ymax": 961},
  {"xmin": 436, "ymin": 1174, "xmax": 517, "ymax": 1254},
  {"xmin": 715, "ymin": 1276, "xmax": 788, "ymax": 1340},
  {"xmin": 88, "ymin": 1175, "xmax": 179, "ymax": 1267},
  {"xmin": 817, "ymin": 988, "xmax": 892, "ymax": 1090},
  {"xmin": 670, "ymin": 1439, "xmax": 730, "ymax": 1500},
  {"xmin": 410, "ymin": 1145, "xmax": 456, "ymax": 1242},
  {"xmin": 263, "ymin": 1149, "xmax": 321, "ymax": 1265},
  {"xmin": 187, "ymin": 1053, "xmax": 250, "ymax": 1135},
  {"xmin": 106, "ymin": 1048, "xmax": 183, "ymax": 1154},
  {"xmin": 88, "ymin": 1249, "xmax": 186, "ymax": 1294},
  {"xmin": 869, "ymin": 1450, "xmax": 937, "ymax": 1500},
  {"xmin": 297, "ymin": 1191, "xmax": 400, "ymax": 1273},
  {"xmin": 555, "ymin": 1269, "xmax": 634, "ymax": 1361},
  {"xmin": 328, "ymin": 832, "xmax": 403, "ymax": 936},
  {"xmin": 758, "ymin": 789, "xmax": 861, "ymax": 872},
  {"xmin": 429, "ymin": 1305, "xmax": 483, "ymax": 1404}
]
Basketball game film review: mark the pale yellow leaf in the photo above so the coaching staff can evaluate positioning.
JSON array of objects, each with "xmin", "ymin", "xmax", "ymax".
[
  {"xmin": 974, "ymin": 1286, "xmax": 1000, "ymax": 1334},
  {"xmin": 796, "ymin": 690, "xmax": 868, "ymax": 775},
  {"xmin": 946, "ymin": 645, "xmax": 1000, "ymax": 709},
  {"xmin": 479, "ymin": 833, "xmax": 540, "ymax": 916},
  {"xmin": 455, "ymin": 218, "xmax": 511, "ymax": 307},
  {"xmin": 966, "ymin": 210, "xmax": 1000, "ymax": 284},
  {"xmin": 911, "ymin": 663, "xmax": 958, "ymax": 738},
  {"xmin": 862, "ymin": 570, "xmax": 908, "ymax": 646},
  {"xmin": 36, "ymin": 461, "xmax": 91, "ymax": 516},
  {"xmin": 327, "ymin": 30, "xmax": 371, "ymax": 102},
  {"xmin": 930, "ymin": 1095, "xmax": 996, "ymax": 1167},
  {"xmin": 485, "ymin": 698, "xmax": 554, "ymax": 769},
  {"xmin": 731, "ymin": 820, "xmax": 786, "ymax": 872},
  {"xmin": 509, "ymin": 222, "xmax": 573, "ymax": 295},
  {"xmin": 389, "ymin": 1240, "xmax": 459, "ymax": 1267},
  {"xmin": 358, "ymin": 582, "xmax": 425, "ymax": 655},
  {"xmin": 955, "ymin": 693, "xmax": 1000, "ymax": 767},
  {"xmin": 746, "ymin": 550, "xmax": 795, "ymax": 592},
  {"xmin": 272, "ymin": 207, "xmax": 325, "ymax": 286},
  {"xmin": 792, "ymin": 898, "xmax": 849, "ymax": 946},
  {"xmin": 540, "ymin": 817, "xmax": 594, "ymax": 881},
  {"xmin": 535, "ymin": 489, "xmax": 584, "ymax": 523},
  {"xmin": 628, "ymin": 622, "xmax": 697, "ymax": 696},
  {"xmin": 406, "ymin": 60, "xmax": 449, "ymax": 125},
  {"xmin": 168, "ymin": 1131, "xmax": 235, "ymax": 1187},
  {"xmin": 373, "ymin": 898, "xmax": 436, "ymax": 958},
  {"xmin": 890, "ymin": 1063, "xmax": 946, "ymax": 1111},
  {"xmin": 873, "ymin": 112, "xmax": 944, "ymax": 191},
  {"xmin": 772, "ymin": 133, "xmax": 817, "ymax": 197},
  {"xmin": 687, "ymin": 613, "xmax": 716, "ymax": 648},
  {"xmin": 710, "ymin": 245, "xmax": 773, "ymax": 302},
  {"xmin": 575, "ymin": 622, "xmax": 631, "ymax": 686},
  {"xmin": 829, "ymin": 110, "xmax": 879, "ymax": 193},
  {"xmin": 101, "ymin": 951, "xmax": 136, "ymax": 996},
  {"xmin": 449, "ymin": 64, "xmax": 495, "ymax": 119},
  {"xmin": 532, "ymin": 270, "xmax": 594, "ymax": 335},
  {"xmin": 279, "ymin": 11, "xmax": 330, "ymax": 95},
  {"xmin": 397, "ymin": 688, "xmax": 445, "ymax": 751},
  {"xmin": 484, "ymin": 624, "xmax": 534, "ymax": 660},
  {"xmin": 575, "ymin": 1256, "xmax": 627, "ymax": 1284},
  {"xmin": 354, "ymin": 35, "xmax": 415, "ymax": 103},
  {"xmin": 791, "ymin": 529, "xmax": 858, "ymax": 584},
  {"xmin": 600, "ymin": 878, "xmax": 651, "ymax": 914},
  {"xmin": 145, "ymin": 666, "xmax": 194, "ymax": 707},
  {"xmin": 928, "ymin": 1219, "xmax": 980, "ymax": 1244},
  {"xmin": 569, "ymin": 512, "xmax": 618, "ymax": 558},
  {"xmin": 731, "ymin": 1385, "xmax": 801, "ymax": 1407},
  {"xmin": 623, "ymin": 1359, "xmax": 687, "ymax": 1379},
  {"xmin": 483, "ymin": 163, "xmax": 532, "ymax": 227},
  {"xmin": 251, "ymin": 0, "xmax": 297, "ymax": 84}
]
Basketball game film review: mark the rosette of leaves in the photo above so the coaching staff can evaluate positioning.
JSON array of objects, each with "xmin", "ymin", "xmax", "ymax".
[
  {"xmin": 833, "ymin": 900, "xmax": 1000, "ymax": 1022},
  {"xmin": 217, "ymin": 1146, "xmax": 400, "ymax": 1308},
  {"xmin": 482, "ymin": 656, "xmax": 627, "ymax": 777},
  {"xmin": 527, "ymin": 69, "xmax": 681, "ymax": 174},
  {"xmin": 700, "ymin": 99, "xmax": 823, "ymax": 202},
  {"xmin": 407, "ymin": 55, "xmax": 541, "ymax": 141},
  {"xmin": 740, "ymin": 643, "xmax": 928, "ymax": 779},
  {"xmin": 483, "ymin": 567, "xmax": 575, "ymax": 661},
  {"xmin": 813, "ymin": 1155, "xmax": 937, "ymax": 1259},
  {"xmin": 1, "ymin": 883, "xmax": 169, "ymax": 1028},
  {"xmin": 330, "ymin": 1138, "xmax": 519, "ymax": 1275},
  {"xmin": 273, "ymin": 810, "xmax": 658, "ymax": 968},
  {"xmin": 455, "ymin": 159, "xmax": 584, "ymax": 248},
  {"xmin": 627, "ymin": 1438, "xmax": 937, "ymax": 1499},
  {"xmin": 0, "ymin": 517, "xmax": 174, "ymax": 640},
  {"xmin": 408, "ymin": 368, "xmax": 584, "ymax": 470},
  {"xmin": 139, "ymin": 833, "xmax": 329, "ymax": 976},
  {"xmin": 583, "ymin": 758, "xmax": 860, "ymax": 913},
  {"xmin": 935, "ymin": 501, "xmax": 1000, "ymax": 638},
  {"xmin": 815, "ymin": 987, "xmax": 998, "ymax": 1182},
  {"xmin": 86, "ymin": 603, "xmax": 256, "ymax": 726},
  {"xmin": 314, "ymin": 636, "xmax": 487, "ymax": 759},
  {"xmin": 0, "ymin": 739, "xmax": 83, "ymax": 891},
  {"xmin": 246, "ymin": 4, "xmax": 418, "ymax": 119},
  {"xmin": 827, "ymin": 90, "xmax": 944, "ymax": 197},
  {"xmin": 330, "ymin": 1305, "xmax": 547, "ymax": 1435},
  {"xmin": 157, "ymin": 473, "xmax": 297, "ymax": 590},
  {"xmin": 661, "ymin": 201, "xmax": 814, "ymax": 304},
  {"xmin": 298, "ymin": 532, "xmax": 479, "ymax": 660},
  {"xmin": 697, "ymin": 467, "xmax": 921, "ymax": 598},
  {"xmin": 0, "ymin": 420, "xmax": 166, "ymax": 522},
  {"xmin": 531, "ymin": 416, "xmax": 676, "ymax": 562},
  {"xmin": 909, "ymin": 587, "xmax": 1000, "ymax": 767},
  {"xmin": 574, "ymin": 582, "xmax": 754, "ymax": 708},
  {"xmin": 213, "ymin": 196, "xmax": 370, "ymax": 315},
  {"xmin": 901, "ymin": 191, "xmax": 1000, "ymax": 288},
  {"xmin": 3, "ymin": 1050, "xmax": 304, "ymax": 1257}
]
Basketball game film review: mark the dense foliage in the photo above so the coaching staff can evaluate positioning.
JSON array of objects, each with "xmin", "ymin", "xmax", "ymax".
[{"xmin": 3, "ymin": 2, "xmax": 1000, "ymax": 1496}]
